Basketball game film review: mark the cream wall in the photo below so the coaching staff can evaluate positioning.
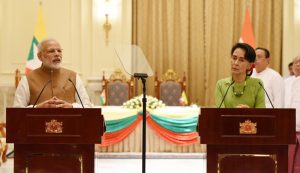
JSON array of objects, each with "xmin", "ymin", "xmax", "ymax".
[
  {"xmin": 1, "ymin": 1, "xmax": 300, "ymax": 89},
  {"xmin": 0, "ymin": 0, "xmax": 132, "ymax": 86},
  {"xmin": 282, "ymin": 0, "xmax": 300, "ymax": 75}
]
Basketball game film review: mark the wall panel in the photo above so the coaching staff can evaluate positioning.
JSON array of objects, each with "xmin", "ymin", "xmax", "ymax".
[{"xmin": 0, "ymin": 0, "xmax": 132, "ymax": 85}]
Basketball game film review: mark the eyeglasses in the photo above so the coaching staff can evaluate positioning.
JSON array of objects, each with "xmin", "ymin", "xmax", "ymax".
[{"xmin": 45, "ymin": 48, "xmax": 63, "ymax": 54}]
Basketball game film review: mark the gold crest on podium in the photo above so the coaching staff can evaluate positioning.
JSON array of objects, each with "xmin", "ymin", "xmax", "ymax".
[
  {"xmin": 45, "ymin": 119, "xmax": 63, "ymax": 133},
  {"xmin": 239, "ymin": 119, "xmax": 257, "ymax": 134}
]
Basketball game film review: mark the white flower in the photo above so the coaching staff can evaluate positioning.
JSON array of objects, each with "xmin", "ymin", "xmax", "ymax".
[{"xmin": 123, "ymin": 94, "xmax": 165, "ymax": 110}]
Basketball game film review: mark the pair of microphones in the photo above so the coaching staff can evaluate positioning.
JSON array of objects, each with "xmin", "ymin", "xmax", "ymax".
[
  {"xmin": 218, "ymin": 81, "xmax": 274, "ymax": 108},
  {"xmin": 32, "ymin": 78, "xmax": 85, "ymax": 108}
]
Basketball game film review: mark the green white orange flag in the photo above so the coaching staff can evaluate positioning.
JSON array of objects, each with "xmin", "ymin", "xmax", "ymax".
[
  {"xmin": 25, "ymin": 4, "xmax": 47, "ymax": 74},
  {"xmin": 239, "ymin": 6, "xmax": 256, "ymax": 48}
]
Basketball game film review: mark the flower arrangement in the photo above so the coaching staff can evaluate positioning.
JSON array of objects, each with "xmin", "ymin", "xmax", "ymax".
[{"xmin": 123, "ymin": 95, "xmax": 165, "ymax": 110}]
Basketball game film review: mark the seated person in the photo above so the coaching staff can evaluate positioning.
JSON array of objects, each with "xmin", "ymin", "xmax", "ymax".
[
  {"xmin": 13, "ymin": 38, "xmax": 91, "ymax": 108},
  {"xmin": 215, "ymin": 43, "xmax": 265, "ymax": 108}
]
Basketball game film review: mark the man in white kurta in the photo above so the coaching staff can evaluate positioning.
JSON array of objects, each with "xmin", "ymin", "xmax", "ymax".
[
  {"xmin": 252, "ymin": 48, "xmax": 284, "ymax": 108},
  {"xmin": 286, "ymin": 55, "xmax": 300, "ymax": 173}
]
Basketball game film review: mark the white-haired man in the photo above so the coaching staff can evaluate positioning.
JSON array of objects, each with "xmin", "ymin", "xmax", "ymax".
[
  {"xmin": 286, "ymin": 55, "xmax": 300, "ymax": 173},
  {"xmin": 14, "ymin": 38, "xmax": 91, "ymax": 108}
]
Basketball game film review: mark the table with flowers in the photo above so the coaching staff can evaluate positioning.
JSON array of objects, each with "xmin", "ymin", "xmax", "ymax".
[{"xmin": 96, "ymin": 95, "xmax": 206, "ymax": 153}]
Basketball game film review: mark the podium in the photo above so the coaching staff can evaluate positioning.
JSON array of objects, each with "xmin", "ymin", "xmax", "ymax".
[
  {"xmin": 6, "ymin": 108, "xmax": 105, "ymax": 173},
  {"xmin": 198, "ymin": 108, "xmax": 296, "ymax": 173}
]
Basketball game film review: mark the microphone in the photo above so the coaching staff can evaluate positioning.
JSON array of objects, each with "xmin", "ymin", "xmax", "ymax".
[
  {"xmin": 68, "ymin": 78, "xmax": 85, "ymax": 108},
  {"xmin": 258, "ymin": 82, "xmax": 274, "ymax": 108},
  {"xmin": 218, "ymin": 81, "xmax": 235, "ymax": 108},
  {"xmin": 33, "ymin": 80, "xmax": 52, "ymax": 108}
]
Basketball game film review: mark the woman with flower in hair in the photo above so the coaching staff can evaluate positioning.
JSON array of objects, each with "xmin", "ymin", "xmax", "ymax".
[{"xmin": 215, "ymin": 43, "xmax": 265, "ymax": 108}]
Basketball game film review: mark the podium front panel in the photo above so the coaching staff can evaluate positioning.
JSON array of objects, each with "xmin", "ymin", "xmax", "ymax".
[
  {"xmin": 199, "ymin": 108, "xmax": 296, "ymax": 145},
  {"xmin": 6, "ymin": 108, "xmax": 104, "ymax": 144},
  {"xmin": 198, "ymin": 108, "xmax": 295, "ymax": 173},
  {"xmin": 6, "ymin": 108, "xmax": 104, "ymax": 173}
]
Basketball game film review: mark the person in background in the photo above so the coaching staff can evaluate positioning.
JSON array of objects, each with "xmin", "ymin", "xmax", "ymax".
[
  {"xmin": 215, "ymin": 43, "xmax": 265, "ymax": 108},
  {"xmin": 284, "ymin": 62, "xmax": 294, "ymax": 80},
  {"xmin": 13, "ymin": 38, "xmax": 92, "ymax": 108},
  {"xmin": 251, "ymin": 47, "xmax": 284, "ymax": 108},
  {"xmin": 285, "ymin": 55, "xmax": 300, "ymax": 173}
]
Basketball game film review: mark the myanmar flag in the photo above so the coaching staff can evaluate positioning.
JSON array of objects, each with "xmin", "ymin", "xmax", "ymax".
[
  {"xmin": 25, "ymin": 4, "xmax": 47, "ymax": 74},
  {"xmin": 239, "ymin": 6, "xmax": 256, "ymax": 48},
  {"xmin": 100, "ymin": 89, "xmax": 106, "ymax": 105},
  {"xmin": 179, "ymin": 91, "xmax": 188, "ymax": 106}
]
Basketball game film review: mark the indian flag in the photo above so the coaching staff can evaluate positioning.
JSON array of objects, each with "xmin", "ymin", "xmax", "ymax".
[
  {"xmin": 25, "ymin": 3, "xmax": 47, "ymax": 74},
  {"xmin": 239, "ymin": 6, "xmax": 256, "ymax": 48}
]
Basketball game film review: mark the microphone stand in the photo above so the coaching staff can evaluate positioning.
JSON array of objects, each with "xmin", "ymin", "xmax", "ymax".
[{"xmin": 133, "ymin": 73, "xmax": 148, "ymax": 173}]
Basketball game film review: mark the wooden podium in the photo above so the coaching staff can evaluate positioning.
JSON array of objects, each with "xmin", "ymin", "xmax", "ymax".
[
  {"xmin": 6, "ymin": 108, "xmax": 105, "ymax": 173},
  {"xmin": 198, "ymin": 108, "xmax": 296, "ymax": 173}
]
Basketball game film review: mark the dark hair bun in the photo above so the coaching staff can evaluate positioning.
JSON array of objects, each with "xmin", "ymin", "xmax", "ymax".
[{"xmin": 231, "ymin": 43, "xmax": 256, "ymax": 63}]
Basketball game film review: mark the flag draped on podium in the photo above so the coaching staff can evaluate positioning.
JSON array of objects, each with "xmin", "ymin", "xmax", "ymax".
[
  {"xmin": 239, "ymin": 6, "xmax": 256, "ymax": 48},
  {"xmin": 25, "ymin": 4, "xmax": 47, "ymax": 74}
]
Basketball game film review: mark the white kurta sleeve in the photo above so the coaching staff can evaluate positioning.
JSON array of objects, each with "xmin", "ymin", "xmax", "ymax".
[
  {"xmin": 72, "ymin": 74, "xmax": 93, "ymax": 108},
  {"xmin": 291, "ymin": 77, "xmax": 300, "ymax": 131},
  {"xmin": 271, "ymin": 74, "xmax": 284, "ymax": 108},
  {"xmin": 13, "ymin": 76, "xmax": 30, "ymax": 107},
  {"xmin": 284, "ymin": 77, "xmax": 294, "ymax": 108}
]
